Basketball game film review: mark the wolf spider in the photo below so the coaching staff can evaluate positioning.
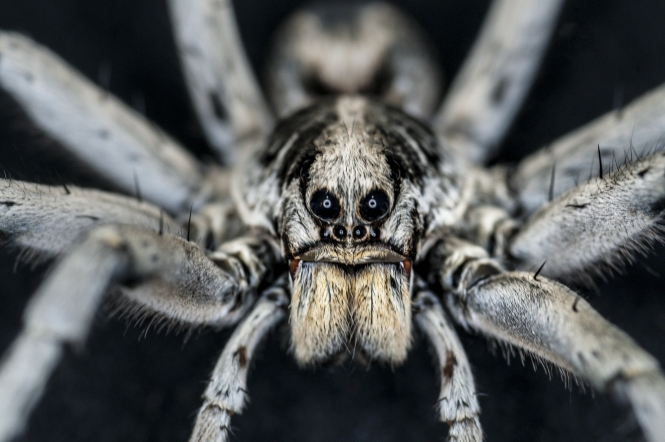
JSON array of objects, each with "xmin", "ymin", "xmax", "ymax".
[{"xmin": 0, "ymin": 0, "xmax": 657, "ymax": 440}]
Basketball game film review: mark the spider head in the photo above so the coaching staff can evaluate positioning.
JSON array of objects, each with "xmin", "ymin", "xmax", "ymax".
[{"xmin": 245, "ymin": 96, "xmax": 460, "ymax": 366}]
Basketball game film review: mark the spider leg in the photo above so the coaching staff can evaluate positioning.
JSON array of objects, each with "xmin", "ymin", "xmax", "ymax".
[
  {"xmin": 512, "ymin": 84, "xmax": 665, "ymax": 214},
  {"xmin": 414, "ymin": 286, "xmax": 482, "ymax": 442},
  {"xmin": 0, "ymin": 32, "xmax": 225, "ymax": 213},
  {"xmin": 433, "ymin": 0, "xmax": 565, "ymax": 164},
  {"xmin": 167, "ymin": 0, "xmax": 273, "ymax": 163},
  {"xmin": 188, "ymin": 277, "xmax": 288, "ymax": 442},
  {"xmin": 509, "ymin": 151, "xmax": 665, "ymax": 282},
  {"xmin": 0, "ymin": 178, "xmax": 178, "ymax": 259},
  {"xmin": 427, "ymin": 238, "xmax": 665, "ymax": 442},
  {"xmin": 0, "ymin": 225, "xmax": 281, "ymax": 441},
  {"xmin": 0, "ymin": 176, "xmax": 250, "ymax": 265},
  {"xmin": 188, "ymin": 200, "xmax": 246, "ymax": 248},
  {"xmin": 454, "ymin": 204, "xmax": 518, "ymax": 256}
]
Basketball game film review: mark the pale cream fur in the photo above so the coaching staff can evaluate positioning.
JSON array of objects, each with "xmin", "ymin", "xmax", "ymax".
[
  {"xmin": 290, "ymin": 261, "xmax": 411, "ymax": 365},
  {"xmin": 290, "ymin": 262, "xmax": 350, "ymax": 364},
  {"xmin": 351, "ymin": 263, "xmax": 411, "ymax": 363}
]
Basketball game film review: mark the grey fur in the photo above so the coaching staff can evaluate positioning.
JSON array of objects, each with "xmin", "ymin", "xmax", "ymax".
[
  {"xmin": 433, "ymin": 238, "xmax": 665, "ymax": 441},
  {"xmin": 455, "ymin": 271, "xmax": 665, "ymax": 441},
  {"xmin": 0, "ymin": 179, "xmax": 176, "ymax": 257},
  {"xmin": 0, "ymin": 1, "xmax": 665, "ymax": 441},
  {"xmin": 0, "ymin": 32, "xmax": 221, "ymax": 213},
  {"xmin": 0, "ymin": 225, "xmax": 276, "ymax": 441},
  {"xmin": 511, "ymin": 152, "xmax": 665, "ymax": 281},
  {"xmin": 167, "ymin": 0, "xmax": 273, "ymax": 163}
]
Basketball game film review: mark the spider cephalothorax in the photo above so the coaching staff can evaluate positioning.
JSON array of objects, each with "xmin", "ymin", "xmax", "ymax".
[
  {"xmin": 1, "ymin": 1, "xmax": 665, "ymax": 442},
  {"xmin": 241, "ymin": 96, "xmax": 464, "ymax": 364}
]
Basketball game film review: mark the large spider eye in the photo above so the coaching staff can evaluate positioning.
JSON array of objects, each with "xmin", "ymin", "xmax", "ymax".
[
  {"xmin": 309, "ymin": 190, "xmax": 341, "ymax": 220},
  {"xmin": 359, "ymin": 190, "xmax": 390, "ymax": 221}
]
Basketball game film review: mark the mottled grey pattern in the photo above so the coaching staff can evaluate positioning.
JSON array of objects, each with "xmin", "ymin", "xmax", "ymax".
[{"xmin": 0, "ymin": 1, "xmax": 665, "ymax": 442}]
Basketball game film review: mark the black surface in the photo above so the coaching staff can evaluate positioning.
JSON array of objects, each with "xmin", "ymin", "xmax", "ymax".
[{"xmin": 0, "ymin": 1, "xmax": 665, "ymax": 441}]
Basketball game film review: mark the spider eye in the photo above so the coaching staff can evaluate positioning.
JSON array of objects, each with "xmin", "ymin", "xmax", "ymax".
[
  {"xmin": 359, "ymin": 190, "xmax": 390, "ymax": 221},
  {"xmin": 310, "ymin": 190, "xmax": 340, "ymax": 220}
]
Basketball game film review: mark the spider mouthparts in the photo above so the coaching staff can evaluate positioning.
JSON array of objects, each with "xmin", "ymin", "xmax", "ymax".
[
  {"xmin": 297, "ymin": 245, "xmax": 406, "ymax": 264},
  {"xmin": 401, "ymin": 260, "xmax": 412, "ymax": 279},
  {"xmin": 289, "ymin": 259, "xmax": 301, "ymax": 280}
]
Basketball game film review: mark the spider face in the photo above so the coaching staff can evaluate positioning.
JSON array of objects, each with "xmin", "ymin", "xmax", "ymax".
[
  {"xmin": 254, "ymin": 96, "xmax": 461, "ymax": 364},
  {"xmin": 238, "ymin": 83, "xmax": 463, "ymax": 367}
]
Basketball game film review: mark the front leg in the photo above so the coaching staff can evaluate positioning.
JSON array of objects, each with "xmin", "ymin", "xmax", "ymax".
[
  {"xmin": 427, "ymin": 238, "xmax": 665, "ymax": 442},
  {"xmin": 413, "ymin": 285, "xmax": 482, "ymax": 442},
  {"xmin": 189, "ymin": 277, "xmax": 288, "ymax": 442},
  {"xmin": 0, "ymin": 225, "xmax": 281, "ymax": 442}
]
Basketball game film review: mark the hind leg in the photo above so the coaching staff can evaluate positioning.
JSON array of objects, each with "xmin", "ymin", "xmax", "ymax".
[
  {"xmin": 512, "ymin": 84, "xmax": 665, "ymax": 214},
  {"xmin": 0, "ymin": 32, "xmax": 224, "ymax": 212},
  {"xmin": 434, "ymin": 0, "xmax": 565, "ymax": 163},
  {"xmin": 168, "ymin": 0, "xmax": 274, "ymax": 162}
]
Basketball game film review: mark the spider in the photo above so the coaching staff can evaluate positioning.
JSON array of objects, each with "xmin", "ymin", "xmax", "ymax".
[{"xmin": 1, "ymin": 0, "xmax": 664, "ymax": 442}]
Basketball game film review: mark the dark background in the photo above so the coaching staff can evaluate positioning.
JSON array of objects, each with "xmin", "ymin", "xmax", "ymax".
[{"xmin": 0, "ymin": 1, "xmax": 664, "ymax": 441}]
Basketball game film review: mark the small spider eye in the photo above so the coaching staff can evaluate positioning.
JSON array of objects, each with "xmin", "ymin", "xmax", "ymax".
[
  {"xmin": 310, "ymin": 190, "xmax": 340, "ymax": 220},
  {"xmin": 359, "ymin": 190, "xmax": 390, "ymax": 221}
]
